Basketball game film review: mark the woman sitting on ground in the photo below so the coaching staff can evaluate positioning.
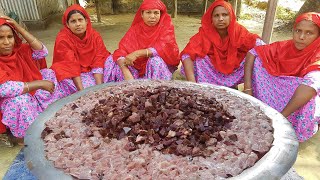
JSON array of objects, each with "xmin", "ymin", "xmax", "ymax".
[
  {"xmin": 244, "ymin": 12, "xmax": 320, "ymax": 142},
  {"xmin": 51, "ymin": 5, "xmax": 111, "ymax": 95},
  {"xmin": 104, "ymin": 0, "xmax": 179, "ymax": 81},
  {"xmin": 0, "ymin": 16, "xmax": 63, "ymax": 138},
  {"xmin": 180, "ymin": 0, "xmax": 263, "ymax": 87}
]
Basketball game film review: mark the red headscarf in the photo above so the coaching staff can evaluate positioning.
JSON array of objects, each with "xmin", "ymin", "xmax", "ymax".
[
  {"xmin": 181, "ymin": 0, "xmax": 259, "ymax": 74},
  {"xmin": 51, "ymin": 4, "xmax": 110, "ymax": 81},
  {"xmin": 255, "ymin": 12, "xmax": 320, "ymax": 77},
  {"xmin": 0, "ymin": 19, "xmax": 46, "ymax": 85},
  {"xmin": 113, "ymin": 0, "xmax": 179, "ymax": 77},
  {"xmin": 0, "ymin": 120, "xmax": 4, "ymax": 133},
  {"xmin": 0, "ymin": 18, "xmax": 47, "ymax": 131}
]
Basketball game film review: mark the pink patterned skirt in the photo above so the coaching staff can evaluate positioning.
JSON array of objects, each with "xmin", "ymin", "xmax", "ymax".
[
  {"xmin": 58, "ymin": 55, "xmax": 115, "ymax": 97},
  {"xmin": 252, "ymin": 54, "xmax": 319, "ymax": 142},
  {"xmin": 1, "ymin": 69, "xmax": 64, "ymax": 137},
  {"xmin": 103, "ymin": 55, "xmax": 174, "ymax": 82},
  {"xmin": 180, "ymin": 39, "xmax": 265, "ymax": 87},
  {"xmin": 180, "ymin": 55, "xmax": 244, "ymax": 87}
]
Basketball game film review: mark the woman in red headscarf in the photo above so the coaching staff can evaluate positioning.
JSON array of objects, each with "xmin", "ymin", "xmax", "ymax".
[
  {"xmin": 104, "ymin": 0, "xmax": 179, "ymax": 81},
  {"xmin": 0, "ymin": 16, "xmax": 64, "ymax": 142},
  {"xmin": 244, "ymin": 12, "xmax": 320, "ymax": 142},
  {"xmin": 180, "ymin": 0, "xmax": 262, "ymax": 87},
  {"xmin": 51, "ymin": 4, "xmax": 111, "ymax": 95}
]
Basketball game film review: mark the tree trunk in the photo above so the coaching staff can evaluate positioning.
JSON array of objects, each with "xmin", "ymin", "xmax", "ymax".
[
  {"xmin": 172, "ymin": 0, "xmax": 178, "ymax": 18},
  {"xmin": 262, "ymin": 0, "xmax": 279, "ymax": 44},
  {"xmin": 236, "ymin": 0, "xmax": 241, "ymax": 19},
  {"xmin": 63, "ymin": 0, "xmax": 69, "ymax": 9},
  {"xmin": 229, "ymin": 0, "xmax": 238, "ymax": 15},
  {"xmin": 95, "ymin": 0, "xmax": 101, "ymax": 22},
  {"xmin": 202, "ymin": 0, "xmax": 208, "ymax": 14},
  {"xmin": 74, "ymin": 0, "xmax": 80, "ymax": 4},
  {"xmin": 296, "ymin": 0, "xmax": 320, "ymax": 17},
  {"xmin": 112, "ymin": 0, "xmax": 118, "ymax": 14}
]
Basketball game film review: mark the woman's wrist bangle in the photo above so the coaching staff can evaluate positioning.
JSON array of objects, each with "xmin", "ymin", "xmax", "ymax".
[
  {"xmin": 119, "ymin": 63, "xmax": 126, "ymax": 68},
  {"xmin": 146, "ymin": 49, "xmax": 149, "ymax": 57},
  {"xmin": 25, "ymin": 82, "xmax": 30, "ymax": 92},
  {"xmin": 29, "ymin": 38, "xmax": 37, "ymax": 45},
  {"xmin": 243, "ymin": 88, "xmax": 252, "ymax": 92}
]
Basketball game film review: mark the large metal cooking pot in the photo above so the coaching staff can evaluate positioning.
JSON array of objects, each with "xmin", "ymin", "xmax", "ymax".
[{"xmin": 24, "ymin": 80, "xmax": 299, "ymax": 180}]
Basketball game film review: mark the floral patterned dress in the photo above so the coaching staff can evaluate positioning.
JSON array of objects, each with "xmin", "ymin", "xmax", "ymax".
[
  {"xmin": 250, "ymin": 49, "xmax": 320, "ymax": 142},
  {"xmin": 0, "ymin": 46, "xmax": 64, "ymax": 137},
  {"xmin": 104, "ymin": 48, "xmax": 174, "ymax": 82},
  {"xmin": 59, "ymin": 65, "xmax": 105, "ymax": 97},
  {"xmin": 180, "ymin": 39, "xmax": 265, "ymax": 87}
]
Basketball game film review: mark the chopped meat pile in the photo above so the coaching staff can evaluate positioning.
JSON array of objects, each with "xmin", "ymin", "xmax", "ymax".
[
  {"xmin": 81, "ymin": 86, "xmax": 235, "ymax": 157},
  {"xmin": 42, "ymin": 80, "xmax": 274, "ymax": 180}
]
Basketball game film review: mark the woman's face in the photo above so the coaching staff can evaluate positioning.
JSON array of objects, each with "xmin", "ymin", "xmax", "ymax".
[
  {"xmin": 0, "ymin": 25, "xmax": 15, "ymax": 56},
  {"xmin": 141, "ymin": 9, "xmax": 161, "ymax": 26},
  {"xmin": 211, "ymin": 6, "xmax": 230, "ymax": 31},
  {"xmin": 67, "ymin": 12, "xmax": 87, "ymax": 39},
  {"xmin": 293, "ymin": 20, "xmax": 320, "ymax": 50}
]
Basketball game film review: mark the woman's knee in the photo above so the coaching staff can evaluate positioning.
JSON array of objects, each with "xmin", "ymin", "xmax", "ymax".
[
  {"xmin": 148, "ymin": 56, "xmax": 168, "ymax": 69},
  {"xmin": 1, "ymin": 94, "xmax": 34, "ymax": 112}
]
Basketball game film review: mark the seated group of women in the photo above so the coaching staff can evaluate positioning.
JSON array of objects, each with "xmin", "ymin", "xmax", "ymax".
[{"xmin": 0, "ymin": 0, "xmax": 319, "ymax": 144}]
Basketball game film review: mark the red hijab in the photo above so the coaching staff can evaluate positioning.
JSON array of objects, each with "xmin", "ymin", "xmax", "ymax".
[
  {"xmin": 51, "ymin": 5, "xmax": 110, "ymax": 81},
  {"xmin": 181, "ymin": 0, "xmax": 259, "ymax": 74},
  {"xmin": 0, "ymin": 118, "xmax": 4, "ymax": 133},
  {"xmin": 0, "ymin": 19, "xmax": 46, "ymax": 131},
  {"xmin": 255, "ymin": 12, "xmax": 320, "ymax": 77},
  {"xmin": 113, "ymin": 0, "xmax": 179, "ymax": 77},
  {"xmin": 0, "ymin": 19, "xmax": 46, "ymax": 84}
]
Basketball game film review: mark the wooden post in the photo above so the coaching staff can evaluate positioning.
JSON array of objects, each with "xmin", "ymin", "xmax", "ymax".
[
  {"xmin": 202, "ymin": 0, "xmax": 208, "ymax": 14},
  {"xmin": 236, "ymin": 0, "xmax": 241, "ymax": 19},
  {"xmin": 112, "ymin": 0, "xmax": 117, "ymax": 14},
  {"xmin": 229, "ymin": 0, "xmax": 238, "ymax": 15},
  {"xmin": 262, "ymin": 0, "xmax": 279, "ymax": 44},
  {"xmin": 95, "ymin": 0, "xmax": 101, "ymax": 22},
  {"xmin": 172, "ymin": 0, "xmax": 178, "ymax": 18}
]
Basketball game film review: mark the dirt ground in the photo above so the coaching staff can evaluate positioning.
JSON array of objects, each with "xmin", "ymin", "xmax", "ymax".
[{"xmin": 29, "ymin": 13, "xmax": 292, "ymax": 68}]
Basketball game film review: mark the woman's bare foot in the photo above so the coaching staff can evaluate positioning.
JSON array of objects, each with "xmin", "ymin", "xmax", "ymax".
[
  {"xmin": 13, "ymin": 137, "xmax": 24, "ymax": 146},
  {"xmin": 0, "ymin": 133, "xmax": 14, "ymax": 147}
]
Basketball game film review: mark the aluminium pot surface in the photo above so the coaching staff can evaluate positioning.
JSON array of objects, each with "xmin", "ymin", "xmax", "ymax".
[{"xmin": 24, "ymin": 80, "xmax": 299, "ymax": 180}]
